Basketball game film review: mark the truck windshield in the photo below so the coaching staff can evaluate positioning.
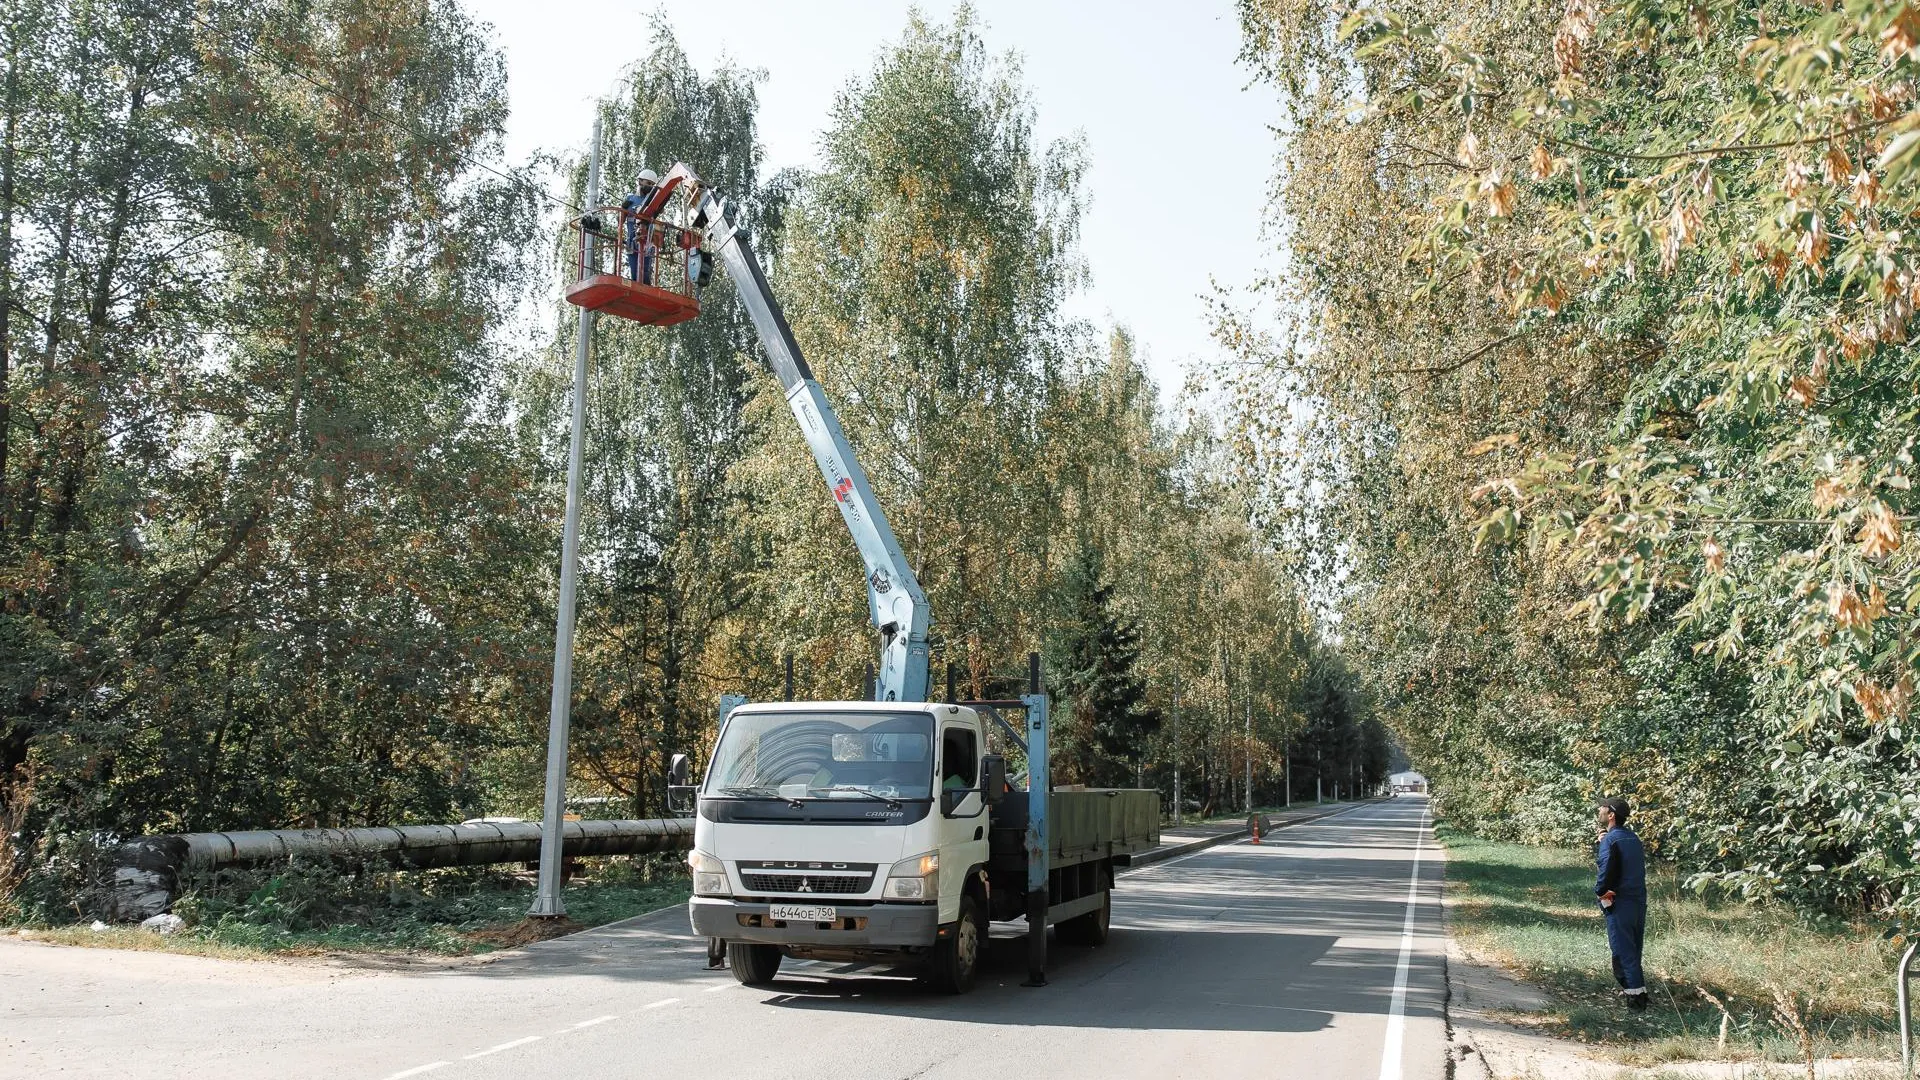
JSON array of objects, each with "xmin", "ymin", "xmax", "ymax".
[{"xmin": 705, "ymin": 711, "xmax": 934, "ymax": 801}]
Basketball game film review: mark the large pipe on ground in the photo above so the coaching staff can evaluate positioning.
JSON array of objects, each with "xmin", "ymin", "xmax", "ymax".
[{"xmin": 110, "ymin": 818, "xmax": 693, "ymax": 921}]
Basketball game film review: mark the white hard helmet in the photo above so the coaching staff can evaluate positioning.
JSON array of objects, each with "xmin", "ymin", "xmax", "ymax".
[{"xmin": 636, "ymin": 168, "xmax": 659, "ymax": 189}]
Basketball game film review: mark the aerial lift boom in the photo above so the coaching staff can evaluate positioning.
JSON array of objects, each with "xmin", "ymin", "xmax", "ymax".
[
  {"xmin": 640, "ymin": 163, "xmax": 931, "ymax": 702},
  {"xmin": 572, "ymin": 164, "xmax": 1160, "ymax": 992}
]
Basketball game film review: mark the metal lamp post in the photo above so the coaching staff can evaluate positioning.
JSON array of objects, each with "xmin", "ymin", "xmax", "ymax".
[{"xmin": 530, "ymin": 117, "xmax": 603, "ymax": 919}]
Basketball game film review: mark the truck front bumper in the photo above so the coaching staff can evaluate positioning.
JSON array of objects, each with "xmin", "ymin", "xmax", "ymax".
[{"xmin": 689, "ymin": 897, "xmax": 940, "ymax": 949}]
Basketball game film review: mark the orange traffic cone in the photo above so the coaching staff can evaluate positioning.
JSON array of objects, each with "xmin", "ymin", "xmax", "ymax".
[{"xmin": 1250, "ymin": 814, "xmax": 1262, "ymax": 845}]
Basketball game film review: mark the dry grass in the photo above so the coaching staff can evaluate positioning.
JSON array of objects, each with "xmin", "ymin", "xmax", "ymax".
[
  {"xmin": 1440, "ymin": 825, "xmax": 1902, "ymax": 1065},
  {"xmin": 7, "ymin": 925, "xmax": 287, "ymax": 962}
]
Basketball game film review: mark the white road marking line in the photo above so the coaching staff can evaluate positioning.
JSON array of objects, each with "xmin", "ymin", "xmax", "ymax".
[
  {"xmin": 462, "ymin": 1035, "xmax": 541, "ymax": 1060},
  {"xmin": 704, "ymin": 982, "xmax": 731, "ymax": 992},
  {"xmin": 382, "ymin": 1063, "xmax": 450, "ymax": 1079},
  {"xmin": 1377, "ymin": 805, "xmax": 1430, "ymax": 1080},
  {"xmin": 569, "ymin": 1015, "xmax": 618, "ymax": 1030},
  {"xmin": 642, "ymin": 997, "xmax": 681, "ymax": 1009}
]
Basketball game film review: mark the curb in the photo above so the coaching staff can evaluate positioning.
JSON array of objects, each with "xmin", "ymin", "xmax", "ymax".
[{"xmin": 1126, "ymin": 799, "xmax": 1385, "ymax": 871}]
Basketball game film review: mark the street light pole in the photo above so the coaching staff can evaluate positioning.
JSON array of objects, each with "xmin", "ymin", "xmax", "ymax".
[
  {"xmin": 1243, "ymin": 682, "xmax": 1252, "ymax": 814},
  {"xmin": 530, "ymin": 117, "xmax": 602, "ymax": 919},
  {"xmin": 1171, "ymin": 689, "xmax": 1182, "ymax": 826}
]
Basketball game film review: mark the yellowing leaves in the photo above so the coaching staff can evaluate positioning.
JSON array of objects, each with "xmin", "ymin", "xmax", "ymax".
[
  {"xmin": 1828, "ymin": 583, "xmax": 1871, "ymax": 628},
  {"xmin": 1852, "ymin": 674, "xmax": 1911, "ymax": 723},
  {"xmin": 1529, "ymin": 144, "xmax": 1560, "ymax": 182},
  {"xmin": 1813, "ymin": 475, "xmax": 1850, "ymax": 510},
  {"xmin": 1821, "ymin": 144, "xmax": 1852, "ymax": 187},
  {"xmin": 1701, "ymin": 535, "xmax": 1726, "ymax": 573},
  {"xmin": 1858, "ymin": 502, "xmax": 1903, "ymax": 557},
  {"xmin": 1796, "ymin": 211, "xmax": 1829, "ymax": 269},
  {"xmin": 1785, "ymin": 375, "xmax": 1820, "ymax": 407},
  {"xmin": 1882, "ymin": 5, "xmax": 1920, "ymax": 62},
  {"xmin": 1851, "ymin": 168, "xmax": 1882, "ymax": 208},
  {"xmin": 1481, "ymin": 166, "xmax": 1516, "ymax": 217},
  {"xmin": 1466, "ymin": 432, "xmax": 1521, "ymax": 456}
]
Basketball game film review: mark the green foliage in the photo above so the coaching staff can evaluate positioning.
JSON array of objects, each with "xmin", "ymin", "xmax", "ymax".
[
  {"xmin": 1047, "ymin": 543, "xmax": 1160, "ymax": 785},
  {"xmin": 0, "ymin": 0, "xmax": 548, "ymax": 845},
  {"xmin": 0, "ymin": 5, "xmax": 1347, "ymax": 902},
  {"xmin": 1294, "ymin": 648, "xmax": 1393, "ymax": 795},
  {"xmin": 531, "ymin": 23, "xmax": 768, "ymax": 818},
  {"xmin": 1231, "ymin": 0, "xmax": 1920, "ymax": 920}
]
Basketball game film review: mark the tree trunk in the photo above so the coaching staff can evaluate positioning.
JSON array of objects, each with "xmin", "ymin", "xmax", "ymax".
[{"xmin": 0, "ymin": 27, "xmax": 22, "ymax": 546}]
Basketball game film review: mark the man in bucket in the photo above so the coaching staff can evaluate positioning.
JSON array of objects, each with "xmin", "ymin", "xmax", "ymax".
[{"xmin": 1595, "ymin": 796, "xmax": 1649, "ymax": 1011}]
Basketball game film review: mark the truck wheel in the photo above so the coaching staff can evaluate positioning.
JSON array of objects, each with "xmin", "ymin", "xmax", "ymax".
[
  {"xmin": 925, "ymin": 892, "xmax": 985, "ymax": 994},
  {"xmin": 728, "ymin": 942, "xmax": 782, "ymax": 986},
  {"xmin": 1056, "ymin": 887, "xmax": 1110, "ymax": 946}
]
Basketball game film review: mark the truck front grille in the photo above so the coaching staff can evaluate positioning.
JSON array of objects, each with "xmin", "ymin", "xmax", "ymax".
[{"xmin": 737, "ymin": 861, "xmax": 876, "ymax": 896}]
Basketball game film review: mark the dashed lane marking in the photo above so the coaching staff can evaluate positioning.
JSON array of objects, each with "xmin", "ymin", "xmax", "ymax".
[
  {"xmin": 704, "ymin": 982, "xmax": 731, "ymax": 992},
  {"xmin": 461, "ymin": 1035, "xmax": 541, "ymax": 1060},
  {"xmin": 381, "ymin": 1064, "xmax": 449, "ymax": 1079},
  {"xmin": 642, "ymin": 997, "xmax": 681, "ymax": 1009},
  {"xmin": 568, "ymin": 1015, "xmax": 619, "ymax": 1030}
]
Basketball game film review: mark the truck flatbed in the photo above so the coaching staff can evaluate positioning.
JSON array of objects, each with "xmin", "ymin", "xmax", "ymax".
[{"xmin": 988, "ymin": 788, "xmax": 1160, "ymax": 869}]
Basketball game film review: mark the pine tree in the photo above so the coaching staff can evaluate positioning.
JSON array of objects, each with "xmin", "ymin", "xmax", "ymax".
[{"xmin": 1049, "ymin": 544, "xmax": 1159, "ymax": 787}]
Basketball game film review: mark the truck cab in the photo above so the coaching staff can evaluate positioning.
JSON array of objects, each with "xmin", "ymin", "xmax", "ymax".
[{"xmin": 685, "ymin": 701, "xmax": 1002, "ymax": 991}]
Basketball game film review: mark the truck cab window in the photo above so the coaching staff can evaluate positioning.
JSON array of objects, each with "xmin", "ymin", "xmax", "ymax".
[{"xmin": 941, "ymin": 728, "xmax": 977, "ymax": 790}]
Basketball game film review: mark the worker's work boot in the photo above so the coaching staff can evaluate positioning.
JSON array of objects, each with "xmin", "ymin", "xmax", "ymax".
[{"xmin": 1624, "ymin": 990, "xmax": 1649, "ymax": 1012}]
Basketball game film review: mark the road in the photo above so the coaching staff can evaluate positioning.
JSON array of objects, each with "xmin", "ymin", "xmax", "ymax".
[{"xmin": 0, "ymin": 797, "xmax": 1445, "ymax": 1080}]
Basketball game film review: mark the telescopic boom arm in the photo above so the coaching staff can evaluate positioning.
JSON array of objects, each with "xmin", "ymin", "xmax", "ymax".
[{"xmin": 647, "ymin": 163, "xmax": 931, "ymax": 702}]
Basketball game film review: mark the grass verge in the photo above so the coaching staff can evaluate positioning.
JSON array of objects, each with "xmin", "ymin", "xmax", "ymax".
[
  {"xmin": 4, "ymin": 855, "xmax": 690, "ymax": 960},
  {"xmin": 1438, "ymin": 824, "xmax": 1902, "ymax": 1065}
]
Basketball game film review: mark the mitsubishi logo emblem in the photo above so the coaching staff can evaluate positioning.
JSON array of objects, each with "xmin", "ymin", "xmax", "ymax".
[{"xmin": 796, "ymin": 879, "xmax": 812, "ymax": 892}]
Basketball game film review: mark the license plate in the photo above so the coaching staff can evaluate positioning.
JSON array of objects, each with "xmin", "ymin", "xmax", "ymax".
[{"xmin": 769, "ymin": 904, "xmax": 836, "ymax": 923}]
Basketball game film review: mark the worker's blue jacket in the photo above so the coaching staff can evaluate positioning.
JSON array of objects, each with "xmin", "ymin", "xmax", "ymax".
[{"xmin": 1594, "ymin": 825, "xmax": 1646, "ymax": 903}]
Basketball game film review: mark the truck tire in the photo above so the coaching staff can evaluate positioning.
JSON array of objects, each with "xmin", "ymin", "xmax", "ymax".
[
  {"xmin": 1056, "ymin": 886, "xmax": 1110, "ymax": 946},
  {"xmin": 925, "ymin": 891, "xmax": 985, "ymax": 994},
  {"xmin": 728, "ymin": 942, "xmax": 782, "ymax": 986}
]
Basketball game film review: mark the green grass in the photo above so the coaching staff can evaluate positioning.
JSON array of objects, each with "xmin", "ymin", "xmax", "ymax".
[
  {"xmin": 5, "ymin": 856, "xmax": 691, "ymax": 960},
  {"xmin": 1439, "ymin": 824, "xmax": 1903, "ymax": 1065}
]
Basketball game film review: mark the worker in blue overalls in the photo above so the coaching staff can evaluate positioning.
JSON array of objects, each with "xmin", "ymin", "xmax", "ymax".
[
  {"xmin": 623, "ymin": 168, "xmax": 659, "ymax": 284},
  {"xmin": 1594, "ymin": 796, "xmax": 1649, "ymax": 1011}
]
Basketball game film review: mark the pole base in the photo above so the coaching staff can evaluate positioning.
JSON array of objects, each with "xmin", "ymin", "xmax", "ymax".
[
  {"xmin": 526, "ymin": 898, "xmax": 568, "ymax": 919},
  {"xmin": 1022, "ymin": 972, "xmax": 1049, "ymax": 987}
]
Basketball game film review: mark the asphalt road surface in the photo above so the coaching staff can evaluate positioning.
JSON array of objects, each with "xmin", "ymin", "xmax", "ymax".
[{"xmin": 1, "ymin": 797, "xmax": 1444, "ymax": 1080}]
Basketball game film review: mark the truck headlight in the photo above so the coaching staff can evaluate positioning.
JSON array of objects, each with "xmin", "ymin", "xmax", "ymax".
[
  {"xmin": 882, "ymin": 851, "xmax": 938, "ymax": 901},
  {"xmin": 688, "ymin": 849, "xmax": 731, "ymax": 897}
]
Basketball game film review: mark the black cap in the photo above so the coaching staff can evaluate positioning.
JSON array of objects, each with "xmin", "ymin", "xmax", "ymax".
[{"xmin": 1600, "ymin": 797, "xmax": 1631, "ymax": 826}]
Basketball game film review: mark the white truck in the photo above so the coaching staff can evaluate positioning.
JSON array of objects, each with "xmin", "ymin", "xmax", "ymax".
[
  {"xmin": 675, "ymin": 691, "xmax": 1159, "ymax": 993},
  {"xmin": 579, "ymin": 164, "xmax": 1160, "ymax": 992}
]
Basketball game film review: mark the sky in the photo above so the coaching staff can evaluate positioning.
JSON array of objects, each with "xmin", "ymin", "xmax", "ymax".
[{"xmin": 460, "ymin": 0, "xmax": 1286, "ymax": 399}]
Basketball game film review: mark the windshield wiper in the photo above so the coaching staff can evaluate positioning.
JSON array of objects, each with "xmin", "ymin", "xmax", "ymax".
[
  {"xmin": 714, "ymin": 784, "xmax": 780, "ymax": 798},
  {"xmin": 810, "ymin": 785, "xmax": 905, "ymax": 809}
]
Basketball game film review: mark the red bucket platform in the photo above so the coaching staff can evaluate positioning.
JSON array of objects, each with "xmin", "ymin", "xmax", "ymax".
[{"xmin": 565, "ymin": 274, "xmax": 700, "ymax": 327}]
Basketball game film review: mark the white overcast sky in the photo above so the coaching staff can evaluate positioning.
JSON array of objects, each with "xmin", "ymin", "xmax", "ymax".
[{"xmin": 460, "ymin": 0, "xmax": 1285, "ymax": 399}]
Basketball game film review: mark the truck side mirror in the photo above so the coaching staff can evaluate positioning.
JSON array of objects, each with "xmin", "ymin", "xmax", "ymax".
[
  {"xmin": 667, "ymin": 753, "xmax": 697, "ymax": 816},
  {"xmin": 982, "ymin": 755, "xmax": 1006, "ymax": 805}
]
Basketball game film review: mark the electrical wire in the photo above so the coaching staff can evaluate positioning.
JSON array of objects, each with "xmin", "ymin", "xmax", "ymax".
[{"xmin": 184, "ymin": 9, "xmax": 585, "ymax": 218}]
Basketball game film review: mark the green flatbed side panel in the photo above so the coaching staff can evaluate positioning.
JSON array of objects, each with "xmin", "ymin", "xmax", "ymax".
[{"xmin": 1047, "ymin": 789, "xmax": 1161, "ymax": 866}]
